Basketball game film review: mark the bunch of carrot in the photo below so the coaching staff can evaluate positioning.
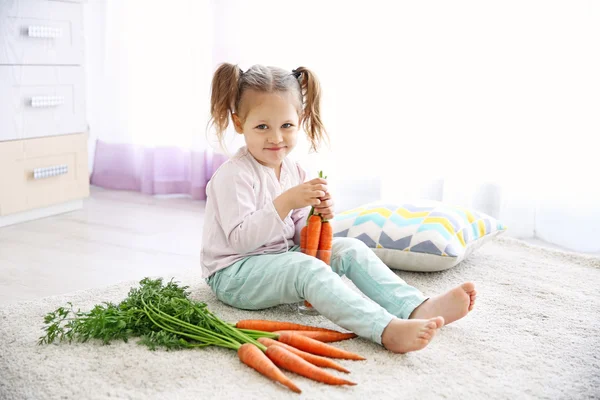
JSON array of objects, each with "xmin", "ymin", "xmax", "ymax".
[
  {"xmin": 39, "ymin": 277, "xmax": 364, "ymax": 395},
  {"xmin": 234, "ymin": 319, "xmax": 365, "ymax": 392},
  {"xmin": 299, "ymin": 171, "xmax": 333, "ymax": 308}
]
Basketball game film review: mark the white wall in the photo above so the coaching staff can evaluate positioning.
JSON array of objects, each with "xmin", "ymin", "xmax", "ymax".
[{"xmin": 83, "ymin": 1, "xmax": 600, "ymax": 251}]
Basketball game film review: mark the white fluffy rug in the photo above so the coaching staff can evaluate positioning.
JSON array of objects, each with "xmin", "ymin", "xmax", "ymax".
[{"xmin": 1, "ymin": 237, "xmax": 599, "ymax": 400}]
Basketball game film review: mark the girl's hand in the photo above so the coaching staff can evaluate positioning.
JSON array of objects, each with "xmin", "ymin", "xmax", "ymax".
[
  {"xmin": 273, "ymin": 178, "xmax": 327, "ymax": 220},
  {"xmin": 314, "ymin": 191, "xmax": 335, "ymax": 221},
  {"xmin": 283, "ymin": 178, "xmax": 328, "ymax": 209}
]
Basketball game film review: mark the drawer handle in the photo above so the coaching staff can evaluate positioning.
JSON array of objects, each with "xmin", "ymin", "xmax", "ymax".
[
  {"xmin": 33, "ymin": 165, "xmax": 68, "ymax": 180},
  {"xmin": 31, "ymin": 96, "xmax": 64, "ymax": 108},
  {"xmin": 27, "ymin": 26, "xmax": 63, "ymax": 39}
]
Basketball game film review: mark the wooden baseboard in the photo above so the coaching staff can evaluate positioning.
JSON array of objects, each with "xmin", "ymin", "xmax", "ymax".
[{"xmin": 0, "ymin": 199, "xmax": 83, "ymax": 228}]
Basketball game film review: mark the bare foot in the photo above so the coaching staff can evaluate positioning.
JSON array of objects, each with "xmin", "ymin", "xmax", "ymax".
[
  {"xmin": 381, "ymin": 316, "xmax": 444, "ymax": 354},
  {"xmin": 409, "ymin": 282, "xmax": 477, "ymax": 325}
]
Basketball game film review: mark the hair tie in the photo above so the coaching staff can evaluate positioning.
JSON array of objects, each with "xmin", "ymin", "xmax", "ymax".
[{"xmin": 292, "ymin": 69, "xmax": 302, "ymax": 79}]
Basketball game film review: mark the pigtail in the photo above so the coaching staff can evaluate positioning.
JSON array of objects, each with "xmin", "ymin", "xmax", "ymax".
[
  {"xmin": 293, "ymin": 67, "xmax": 329, "ymax": 152},
  {"xmin": 209, "ymin": 63, "xmax": 243, "ymax": 149}
]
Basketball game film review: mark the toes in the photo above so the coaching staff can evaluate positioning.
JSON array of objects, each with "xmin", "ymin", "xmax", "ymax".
[
  {"xmin": 419, "ymin": 331, "xmax": 432, "ymax": 340},
  {"xmin": 468, "ymin": 297, "xmax": 476, "ymax": 311},
  {"xmin": 461, "ymin": 282, "xmax": 475, "ymax": 293},
  {"xmin": 431, "ymin": 316, "xmax": 445, "ymax": 328},
  {"xmin": 424, "ymin": 317, "xmax": 444, "ymax": 329}
]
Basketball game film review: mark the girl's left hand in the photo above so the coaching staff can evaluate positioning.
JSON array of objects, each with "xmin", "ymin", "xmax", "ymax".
[{"xmin": 314, "ymin": 192, "xmax": 335, "ymax": 221}]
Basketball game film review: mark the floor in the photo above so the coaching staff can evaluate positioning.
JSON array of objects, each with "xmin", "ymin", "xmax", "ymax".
[
  {"xmin": 0, "ymin": 187, "xmax": 593, "ymax": 306},
  {"xmin": 0, "ymin": 187, "xmax": 205, "ymax": 306}
]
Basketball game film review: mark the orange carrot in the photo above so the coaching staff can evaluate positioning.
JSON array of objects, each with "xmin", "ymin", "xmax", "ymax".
[
  {"xmin": 277, "ymin": 331, "xmax": 366, "ymax": 360},
  {"xmin": 317, "ymin": 220, "xmax": 333, "ymax": 265},
  {"xmin": 237, "ymin": 343, "xmax": 301, "ymax": 393},
  {"xmin": 305, "ymin": 214, "xmax": 322, "ymax": 257},
  {"xmin": 235, "ymin": 320, "xmax": 343, "ymax": 333},
  {"xmin": 274, "ymin": 330, "xmax": 357, "ymax": 343},
  {"xmin": 303, "ymin": 170, "xmax": 329, "ymax": 309},
  {"xmin": 300, "ymin": 225, "xmax": 308, "ymax": 253},
  {"xmin": 258, "ymin": 337, "xmax": 350, "ymax": 373},
  {"xmin": 265, "ymin": 344, "xmax": 357, "ymax": 386}
]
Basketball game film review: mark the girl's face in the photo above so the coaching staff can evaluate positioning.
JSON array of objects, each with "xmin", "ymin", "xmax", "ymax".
[{"xmin": 233, "ymin": 90, "xmax": 300, "ymax": 173}]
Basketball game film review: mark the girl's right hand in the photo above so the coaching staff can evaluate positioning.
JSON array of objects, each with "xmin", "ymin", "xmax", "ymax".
[{"xmin": 284, "ymin": 178, "xmax": 328, "ymax": 210}]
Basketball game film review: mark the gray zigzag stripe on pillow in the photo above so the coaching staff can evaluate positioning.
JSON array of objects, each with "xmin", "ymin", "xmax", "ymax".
[
  {"xmin": 462, "ymin": 227, "xmax": 471, "ymax": 243},
  {"xmin": 379, "ymin": 231, "xmax": 412, "ymax": 250},
  {"xmin": 429, "ymin": 211, "xmax": 461, "ymax": 232},
  {"xmin": 334, "ymin": 229, "xmax": 349, "ymax": 238},
  {"xmin": 444, "ymin": 243, "xmax": 460, "ymax": 257},
  {"xmin": 410, "ymin": 240, "xmax": 443, "ymax": 256},
  {"xmin": 355, "ymin": 233, "xmax": 377, "ymax": 248},
  {"xmin": 403, "ymin": 204, "xmax": 436, "ymax": 212},
  {"xmin": 484, "ymin": 219, "xmax": 491, "ymax": 233}
]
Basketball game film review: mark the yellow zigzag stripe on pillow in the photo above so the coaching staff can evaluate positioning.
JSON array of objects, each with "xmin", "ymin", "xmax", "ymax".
[
  {"xmin": 457, "ymin": 230, "xmax": 466, "ymax": 247},
  {"xmin": 423, "ymin": 217, "xmax": 456, "ymax": 236},
  {"xmin": 359, "ymin": 208, "xmax": 393, "ymax": 218},
  {"xmin": 339, "ymin": 206, "xmax": 367, "ymax": 216},
  {"xmin": 458, "ymin": 208, "xmax": 476, "ymax": 223},
  {"xmin": 396, "ymin": 208, "xmax": 430, "ymax": 219},
  {"xmin": 478, "ymin": 220, "xmax": 486, "ymax": 236}
]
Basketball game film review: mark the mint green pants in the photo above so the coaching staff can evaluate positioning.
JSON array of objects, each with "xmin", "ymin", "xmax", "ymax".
[{"xmin": 206, "ymin": 237, "xmax": 427, "ymax": 344}]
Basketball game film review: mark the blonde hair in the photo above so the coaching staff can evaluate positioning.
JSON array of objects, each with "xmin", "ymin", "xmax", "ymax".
[{"xmin": 209, "ymin": 63, "xmax": 328, "ymax": 152}]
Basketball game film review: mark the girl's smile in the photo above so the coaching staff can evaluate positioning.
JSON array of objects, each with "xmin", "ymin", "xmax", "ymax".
[{"xmin": 232, "ymin": 89, "xmax": 300, "ymax": 178}]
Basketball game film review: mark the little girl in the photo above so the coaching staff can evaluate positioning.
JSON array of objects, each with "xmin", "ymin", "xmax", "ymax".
[{"xmin": 201, "ymin": 63, "xmax": 477, "ymax": 353}]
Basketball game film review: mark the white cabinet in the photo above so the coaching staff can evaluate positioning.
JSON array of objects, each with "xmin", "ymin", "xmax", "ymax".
[
  {"xmin": 0, "ymin": 66, "xmax": 86, "ymax": 141},
  {"xmin": 0, "ymin": 0, "xmax": 88, "ymax": 226},
  {"xmin": 0, "ymin": 0, "xmax": 84, "ymax": 66}
]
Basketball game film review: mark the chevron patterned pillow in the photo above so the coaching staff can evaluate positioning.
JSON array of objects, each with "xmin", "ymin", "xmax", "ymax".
[{"xmin": 331, "ymin": 200, "xmax": 507, "ymax": 272}]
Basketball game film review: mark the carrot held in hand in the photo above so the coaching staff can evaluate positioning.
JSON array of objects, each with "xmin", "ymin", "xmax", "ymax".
[
  {"xmin": 237, "ymin": 343, "xmax": 301, "ymax": 393},
  {"xmin": 277, "ymin": 331, "xmax": 366, "ymax": 360},
  {"xmin": 273, "ymin": 330, "xmax": 357, "ymax": 343},
  {"xmin": 265, "ymin": 344, "xmax": 357, "ymax": 386},
  {"xmin": 306, "ymin": 215, "xmax": 332, "ymax": 307},
  {"xmin": 303, "ymin": 213, "xmax": 322, "ymax": 308},
  {"xmin": 305, "ymin": 214, "xmax": 322, "ymax": 257},
  {"xmin": 258, "ymin": 338, "xmax": 350, "ymax": 373},
  {"xmin": 300, "ymin": 225, "xmax": 308, "ymax": 254},
  {"xmin": 317, "ymin": 220, "xmax": 333, "ymax": 265},
  {"xmin": 303, "ymin": 170, "xmax": 330, "ymax": 309}
]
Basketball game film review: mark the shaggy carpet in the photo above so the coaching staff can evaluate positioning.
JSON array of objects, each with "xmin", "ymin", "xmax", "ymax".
[{"xmin": 1, "ymin": 237, "xmax": 599, "ymax": 400}]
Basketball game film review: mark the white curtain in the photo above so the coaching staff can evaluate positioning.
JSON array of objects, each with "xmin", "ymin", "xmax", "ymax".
[
  {"xmin": 88, "ymin": 0, "xmax": 600, "ymax": 253},
  {"xmin": 84, "ymin": 0, "xmax": 229, "ymax": 199},
  {"xmin": 211, "ymin": 0, "xmax": 600, "ymax": 253},
  {"xmin": 85, "ymin": 0, "xmax": 217, "ymax": 155}
]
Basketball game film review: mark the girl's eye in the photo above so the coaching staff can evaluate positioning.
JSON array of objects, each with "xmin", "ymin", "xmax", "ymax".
[
  {"xmin": 256, "ymin": 124, "xmax": 268, "ymax": 130},
  {"xmin": 282, "ymin": 123, "xmax": 293, "ymax": 129}
]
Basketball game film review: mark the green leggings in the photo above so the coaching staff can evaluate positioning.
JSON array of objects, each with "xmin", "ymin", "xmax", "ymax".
[{"xmin": 206, "ymin": 237, "xmax": 427, "ymax": 344}]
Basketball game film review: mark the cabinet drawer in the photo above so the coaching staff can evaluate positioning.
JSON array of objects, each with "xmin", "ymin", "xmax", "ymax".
[
  {"xmin": 0, "ymin": 0, "xmax": 83, "ymax": 66},
  {"xmin": 0, "ymin": 65, "xmax": 86, "ymax": 141},
  {"xmin": 0, "ymin": 133, "xmax": 89, "ymax": 216}
]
